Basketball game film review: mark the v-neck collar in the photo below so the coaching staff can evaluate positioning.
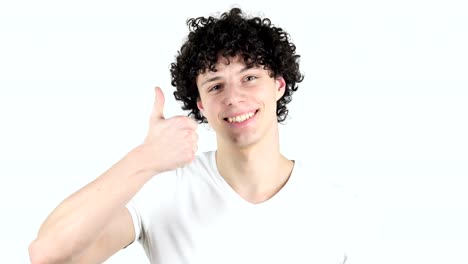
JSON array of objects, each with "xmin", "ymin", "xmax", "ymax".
[{"xmin": 208, "ymin": 150, "xmax": 298, "ymax": 209}]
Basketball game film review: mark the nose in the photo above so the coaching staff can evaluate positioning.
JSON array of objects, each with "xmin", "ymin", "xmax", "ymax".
[{"xmin": 222, "ymin": 83, "xmax": 246, "ymax": 106}]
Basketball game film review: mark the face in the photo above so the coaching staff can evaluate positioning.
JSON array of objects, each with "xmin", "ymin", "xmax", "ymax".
[{"xmin": 196, "ymin": 55, "xmax": 286, "ymax": 148}]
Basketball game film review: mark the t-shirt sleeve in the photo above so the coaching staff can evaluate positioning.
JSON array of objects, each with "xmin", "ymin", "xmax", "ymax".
[
  {"xmin": 125, "ymin": 169, "xmax": 179, "ymax": 246},
  {"xmin": 126, "ymin": 199, "xmax": 142, "ymax": 243}
]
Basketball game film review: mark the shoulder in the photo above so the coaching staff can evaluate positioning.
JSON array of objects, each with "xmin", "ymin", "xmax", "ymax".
[
  {"xmin": 129, "ymin": 150, "xmax": 217, "ymax": 217},
  {"xmin": 131, "ymin": 151, "xmax": 214, "ymax": 199},
  {"xmin": 142, "ymin": 150, "xmax": 216, "ymax": 185},
  {"xmin": 183, "ymin": 150, "xmax": 216, "ymax": 172},
  {"xmin": 291, "ymin": 159, "xmax": 346, "ymax": 198},
  {"xmin": 297, "ymin": 162, "xmax": 378, "ymax": 261},
  {"xmin": 173, "ymin": 150, "xmax": 216, "ymax": 178},
  {"xmin": 290, "ymin": 158, "xmax": 364, "ymax": 220}
]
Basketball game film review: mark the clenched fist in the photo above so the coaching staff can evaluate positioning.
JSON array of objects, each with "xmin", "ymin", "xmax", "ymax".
[{"xmin": 137, "ymin": 87, "xmax": 198, "ymax": 174}]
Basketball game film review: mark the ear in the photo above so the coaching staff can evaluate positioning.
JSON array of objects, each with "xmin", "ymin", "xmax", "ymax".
[
  {"xmin": 275, "ymin": 76, "xmax": 286, "ymax": 101},
  {"xmin": 197, "ymin": 98, "xmax": 205, "ymax": 116}
]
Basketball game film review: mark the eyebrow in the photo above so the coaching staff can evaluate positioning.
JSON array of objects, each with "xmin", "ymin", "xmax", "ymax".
[{"xmin": 200, "ymin": 65, "xmax": 257, "ymax": 86}]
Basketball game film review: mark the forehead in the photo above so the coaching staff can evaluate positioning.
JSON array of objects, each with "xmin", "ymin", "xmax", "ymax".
[
  {"xmin": 207, "ymin": 55, "xmax": 246, "ymax": 73},
  {"xmin": 197, "ymin": 55, "xmax": 261, "ymax": 79}
]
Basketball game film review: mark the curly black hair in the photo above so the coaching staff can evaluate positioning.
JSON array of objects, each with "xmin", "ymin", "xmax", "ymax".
[{"xmin": 170, "ymin": 8, "xmax": 304, "ymax": 123}]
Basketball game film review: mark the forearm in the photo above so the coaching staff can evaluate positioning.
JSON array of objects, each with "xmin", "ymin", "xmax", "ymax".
[
  {"xmin": 30, "ymin": 146, "xmax": 156, "ymax": 263},
  {"xmin": 29, "ymin": 86, "xmax": 198, "ymax": 263}
]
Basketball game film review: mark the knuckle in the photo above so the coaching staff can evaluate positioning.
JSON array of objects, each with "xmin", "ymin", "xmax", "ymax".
[
  {"xmin": 191, "ymin": 120, "xmax": 198, "ymax": 129},
  {"xmin": 175, "ymin": 116, "xmax": 185, "ymax": 123},
  {"xmin": 177, "ymin": 116, "xmax": 191, "ymax": 126},
  {"xmin": 170, "ymin": 116, "xmax": 182, "ymax": 125},
  {"xmin": 184, "ymin": 150, "xmax": 194, "ymax": 161},
  {"xmin": 184, "ymin": 130, "xmax": 197, "ymax": 142},
  {"xmin": 185, "ymin": 141, "xmax": 193, "ymax": 150}
]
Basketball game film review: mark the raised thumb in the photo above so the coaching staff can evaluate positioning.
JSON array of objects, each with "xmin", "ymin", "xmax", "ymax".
[{"xmin": 152, "ymin": 86, "xmax": 165, "ymax": 120}]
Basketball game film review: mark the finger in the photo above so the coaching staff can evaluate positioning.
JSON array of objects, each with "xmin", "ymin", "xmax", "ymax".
[
  {"xmin": 151, "ymin": 87, "xmax": 165, "ymax": 121},
  {"xmin": 186, "ymin": 118, "xmax": 198, "ymax": 131},
  {"xmin": 184, "ymin": 130, "xmax": 198, "ymax": 143},
  {"xmin": 192, "ymin": 132, "xmax": 198, "ymax": 143}
]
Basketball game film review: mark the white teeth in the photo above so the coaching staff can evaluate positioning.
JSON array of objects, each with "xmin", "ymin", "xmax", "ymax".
[{"xmin": 227, "ymin": 112, "xmax": 255, "ymax": 123}]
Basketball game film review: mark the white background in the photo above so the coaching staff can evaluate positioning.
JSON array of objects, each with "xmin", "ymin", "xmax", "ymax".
[{"xmin": 1, "ymin": 0, "xmax": 467, "ymax": 263}]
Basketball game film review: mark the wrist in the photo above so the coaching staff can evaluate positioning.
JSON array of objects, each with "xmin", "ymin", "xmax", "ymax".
[{"xmin": 127, "ymin": 145, "xmax": 163, "ymax": 176}]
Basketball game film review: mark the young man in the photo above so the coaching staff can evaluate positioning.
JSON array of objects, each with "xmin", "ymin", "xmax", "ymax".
[{"xmin": 29, "ymin": 8, "xmax": 359, "ymax": 264}]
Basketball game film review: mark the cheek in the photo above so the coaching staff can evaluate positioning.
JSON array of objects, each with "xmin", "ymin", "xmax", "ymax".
[
  {"xmin": 262, "ymin": 89, "xmax": 278, "ymax": 104},
  {"xmin": 201, "ymin": 101, "xmax": 217, "ymax": 118}
]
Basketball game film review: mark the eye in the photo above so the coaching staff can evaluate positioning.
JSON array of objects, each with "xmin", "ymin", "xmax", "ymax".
[
  {"xmin": 208, "ymin": 84, "xmax": 222, "ymax": 92},
  {"xmin": 244, "ymin": 76, "xmax": 257, "ymax": 82}
]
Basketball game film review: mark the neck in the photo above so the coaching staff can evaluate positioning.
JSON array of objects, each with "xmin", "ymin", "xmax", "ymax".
[{"xmin": 216, "ymin": 127, "xmax": 293, "ymax": 203}]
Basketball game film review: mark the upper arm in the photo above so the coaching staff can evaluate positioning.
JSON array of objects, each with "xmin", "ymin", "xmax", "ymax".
[{"xmin": 73, "ymin": 207, "xmax": 136, "ymax": 264}]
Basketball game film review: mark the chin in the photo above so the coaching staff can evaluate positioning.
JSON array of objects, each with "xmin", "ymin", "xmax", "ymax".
[{"xmin": 229, "ymin": 134, "xmax": 262, "ymax": 149}]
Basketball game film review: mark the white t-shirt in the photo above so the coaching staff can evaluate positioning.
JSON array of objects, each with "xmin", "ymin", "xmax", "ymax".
[{"xmin": 126, "ymin": 151, "xmax": 368, "ymax": 264}]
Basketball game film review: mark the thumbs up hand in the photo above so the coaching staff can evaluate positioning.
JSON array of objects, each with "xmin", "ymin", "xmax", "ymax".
[{"xmin": 139, "ymin": 87, "xmax": 198, "ymax": 175}]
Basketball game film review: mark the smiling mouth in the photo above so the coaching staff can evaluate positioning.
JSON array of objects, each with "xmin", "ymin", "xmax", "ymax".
[{"xmin": 223, "ymin": 110, "xmax": 259, "ymax": 123}]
